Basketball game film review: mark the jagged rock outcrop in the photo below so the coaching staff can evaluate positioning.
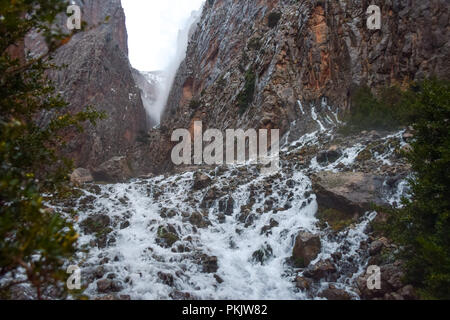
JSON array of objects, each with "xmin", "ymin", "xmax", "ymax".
[
  {"xmin": 27, "ymin": 0, "xmax": 148, "ymax": 168},
  {"xmin": 143, "ymin": 0, "xmax": 448, "ymax": 174}
]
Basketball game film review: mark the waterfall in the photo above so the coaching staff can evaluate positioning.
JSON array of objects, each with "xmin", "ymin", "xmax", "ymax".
[{"xmin": 151, "ymin": 7, "xmax": 203, "ymax": 124}]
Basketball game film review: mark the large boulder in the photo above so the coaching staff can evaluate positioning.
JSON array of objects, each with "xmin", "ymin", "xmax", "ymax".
[
  {"xmin": 292, "ymin": 232, "xmax": 321, "ymax": 268},
  {"xmin": 311, "ymin": 171, "xmax": 387, "ymax": 220},
  {"xmin": 91, "ymin": 156, "xmax": 133, "ymax": 183},
  {"xmin": 70, "ymin": 168, "xmax": 93, "ymax": 186}
]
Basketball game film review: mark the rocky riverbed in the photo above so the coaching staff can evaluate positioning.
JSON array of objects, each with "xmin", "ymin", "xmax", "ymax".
[{"xmin": 49, "ymin": 125, "xmax": 417, "ymax": 300}]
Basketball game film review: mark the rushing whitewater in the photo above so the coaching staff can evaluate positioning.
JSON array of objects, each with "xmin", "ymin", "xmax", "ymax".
[{"xmin": 56, "ymin": 115, "xmax": 409, "ymax": 299}]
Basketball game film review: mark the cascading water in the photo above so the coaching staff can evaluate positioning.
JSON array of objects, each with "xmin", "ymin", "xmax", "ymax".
[
  {"xmin": 53, "ymin": 112, "xmax": 410, "ymax": 300},
  {"xmin": 149, "ymin": 8, "xmax": 203, "ymax": 124}
]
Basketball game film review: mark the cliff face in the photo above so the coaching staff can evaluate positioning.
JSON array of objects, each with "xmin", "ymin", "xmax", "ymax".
[
  {"xmin": 140, "ymin": 0, "xmax": 448, "ymax": 174},
  {"xmin": 28, "ymin": 0, "xmax": 147, "ymax": 168}
]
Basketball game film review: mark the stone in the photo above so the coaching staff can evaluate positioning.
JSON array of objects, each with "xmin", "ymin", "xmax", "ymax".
[
  {"xmin": 96, "ymin": 279, "xmax": 122, "ymax": 293},
  {"xmin": 170, "ymin": 291, "xmax": 192, "ymax": 300},
  {"xmin": 218, "ymin": 196, "xmax": 234, "ymax": 215},
  {"xmin": 260, "ymin": 219, "xmax": 279, "ymax": 235},
  {"xmin": 91, "ymin": 156, "xmax": 133, "ymax": 183},
  {"xmin": 158, "ymin": 272, "xmax": 175, "ymax": 287},
  {"xmin": 252, "ymin": 245, "xmax": 273, "ymax": 265},
  {"xmin": 201, "ymin": 255, "xmax": 219, "ymax": 273},
  {"xmin": 357, "ymin": 263, "xmax": 406, "ymax": 299},
  {"xmin": 120, "ymin": 221, "xmax": 130, "ymax": 230},
  {"xmin": 398, "ymin": 285, "xmax": 416, "ymax": 300},
  {"xmin": 214, "ymin": 274, "xmax": 224, "ymax": 284},
  {"xmin": 189, "ymin": 212, "xmax": 211, "ymax": 228},
  {"xmin": 318, "ymin": 287, "xmax": 352, "ymax": 300},
  {"xmin": 80, "ymin": 214, "xmax": 111, "ymax": 234},
  {"xmin": 295, "ymin": 276, "xmax": 312, "ymax": 291},
  {"xmin": 292, "ymin": 232, "xmax": 321, "ymax": 268},
  {"xmin": 303, "ymin": 259, "xmax": 337, "ymax": 280},
  {"xmin": 156, "ymin": 225, "xmax": 179, "ymax": 248},
  {"xmin": 70, "ymin": 168, "xmax": 93, "ymax": 186},
  {"xmin": 317, "ymin": 147, "xmax": 342, "ymax": 165},
  {"xmin": 311, "ymin": 171, "xmax": 387, "ymax": 217},
  {"xmin": 94, "ymin": 266, "xmax": 106, "ymax": 279},
  {"xmin": 193, "ymin": 172, "xmax": 212, "ymax": 190},
  {"xmin": 369, "ymin": 240, "xmax": 384, "ymax": 256}
]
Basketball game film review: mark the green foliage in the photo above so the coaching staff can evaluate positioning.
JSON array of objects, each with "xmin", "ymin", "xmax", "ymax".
[
  {"xmin": 386, "ymin": 79, "xmax": 450, "ymax": 299},
  {"xmin": 317, "ymin": 208, "xmax": 354, "ymax": 232},
  {"xmin": 340, "ymin": 84, "xmax": 417, "ymax": 134},
  {"xmin": 237, "ymin": 69, "xmax": 256, "ymax": 115},
  {"xmin": 0, "ymin": 0, "xmax": 104, "ymax": 299},
  {"xmin": 268, "ymin": 11, "xmax": 282, "ymax": 28}
]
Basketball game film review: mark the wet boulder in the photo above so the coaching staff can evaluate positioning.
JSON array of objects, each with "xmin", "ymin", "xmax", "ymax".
[
  {"xmin": 218, "ymin": 196, "xmax": 234, "ymax": 215},
  {"xmin": 193, "ymin": 172, "xmax": 212, "ymax": 190},
  {"xmin": 200, "ymin": 255, "xmax": 219, "ymax": 273},
  {"xmin": 295, "ymin": 276, "xmax": 312, "ymax": 291},
  {"xmin": 96, "ymin": 279, "xmax": 123, "ymax": 293},
  {"xmin": 303, "ymin": 259, "xmax": 337, "ymax": 280},
  {"xmin": 292, "ymin": 231, "xmax": 321, "ymax": 268},
  {"xmin": 316, "ymin": 146, "xmax": 342, "ymax": 165},
  {"xmin": 157, "ymin": 272, "xmax": 175, "ymax": 287},
  {"xmin": 189, "ymin": 212, "xmax": 211, "ymax": 229},
  {"xmin": 156, "ymin": 225, "xmax": 179, "ymax": 248},
  {"xmin": 251, "ymin": 244, "xmax": 273, "ymax": 265},
  {"xmin": 260, "ymin": 219, "xmax": 279, "ymax": 235},
  {"xmin": 80, "ymin": 214, "xmax": 111, "ymax": 234}
]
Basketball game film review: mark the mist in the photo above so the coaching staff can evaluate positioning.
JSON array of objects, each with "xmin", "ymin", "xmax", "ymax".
[{"xmin": 122, "ymin": 0, "xmax": 205, "ymax": 124}]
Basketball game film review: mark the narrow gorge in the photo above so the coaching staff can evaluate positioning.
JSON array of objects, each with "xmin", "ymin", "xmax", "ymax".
[{"xmin": 2, "ymin": 0, "xmax": 449, "ymax": 301}]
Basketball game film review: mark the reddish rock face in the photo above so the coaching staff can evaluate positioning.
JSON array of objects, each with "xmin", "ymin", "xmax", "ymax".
[{"xmin": 142, "ymin": 0, "xmax": 448, "ymax": 175}]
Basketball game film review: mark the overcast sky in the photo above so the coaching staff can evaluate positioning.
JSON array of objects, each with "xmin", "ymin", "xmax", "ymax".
[{"xmin": 122, "ymin": 0, "xmax": 205, "ymax": 71}]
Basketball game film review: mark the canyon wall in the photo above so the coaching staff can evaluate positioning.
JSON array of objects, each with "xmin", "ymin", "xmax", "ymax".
[
  {"xmin": 138, "ymin": 0, "xmax": 448, "ymax": 175},
  {"xmin": 28, "ymin": 0, "xmax": 148, "ymax": 168}
]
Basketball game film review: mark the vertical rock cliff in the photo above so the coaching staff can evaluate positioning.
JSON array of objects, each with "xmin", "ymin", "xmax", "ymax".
[
  {"xmin": 139, "ymin": 0, "xmax": 448, "ymax": 174},
  {"xmin": 28, "ymin": 0, "xmax": 148, "ymax": 168}
]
